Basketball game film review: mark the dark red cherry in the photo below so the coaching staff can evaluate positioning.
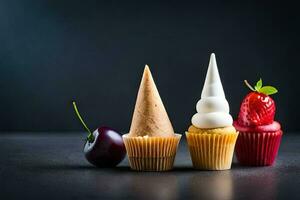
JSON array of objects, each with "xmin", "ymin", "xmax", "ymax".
[
  {"xmin": 84, "ymin": 127, "xmax": 126, "ymax": 167},
  {"xmin": 73, "ymin": 102, "xmax": 126, "ymax": 167}
]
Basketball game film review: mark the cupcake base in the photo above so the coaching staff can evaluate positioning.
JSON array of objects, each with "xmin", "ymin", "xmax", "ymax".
[
  {"xmin": 235, "ymin": 130, "xmax": 282, "ymax": 166},
  {"xmin": 122, "ymin": 134, "xmax": 181, "ymax": 171},
  {"xmin": 186, "ymin": 131, "xmax": 238, "ymax": 170}
]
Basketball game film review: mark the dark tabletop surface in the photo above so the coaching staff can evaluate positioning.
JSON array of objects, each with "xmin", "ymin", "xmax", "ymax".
[{"xmin": 1, "ymin": 132, "xmax": 300, "ymax": 200}]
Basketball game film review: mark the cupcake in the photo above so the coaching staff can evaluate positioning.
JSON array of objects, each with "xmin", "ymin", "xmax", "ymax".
[
  {"xmin": 123, "ymin": 65, "xmax": 181, "ymax": 171},
  {"xmin": 186, "ymin": 53, "xmax": 238, "ymax": 170},
  {"xmin": 234, "ymin": 79, "xmax": 282, "ymax": 166}
]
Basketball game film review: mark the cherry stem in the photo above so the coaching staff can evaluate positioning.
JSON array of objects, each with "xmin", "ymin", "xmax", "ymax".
[
  {"xmin": 72, "ymin": 102, "xmax": 94, "ymax": 142},
  {"xmin": 244, "ymin": 80, "xmax": 256, "ymax": 91}
]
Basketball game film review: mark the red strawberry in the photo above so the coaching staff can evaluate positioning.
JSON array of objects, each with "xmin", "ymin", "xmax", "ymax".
[{"xmin": 237, "ymin": 79, "xmax": 278, "ymax": 126}]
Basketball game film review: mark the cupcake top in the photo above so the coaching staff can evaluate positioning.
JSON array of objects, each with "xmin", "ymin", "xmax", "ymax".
[
  {"xmin": 188, "ymin": 125, "xmax": 236, "ymax": 134},
  {"xmin": 191, "ymin": 53, "xmax": 233, "ymax": 129},
  {"xmin": 128, "ymin": 65, "xmax": 174, "ymax": 137}
]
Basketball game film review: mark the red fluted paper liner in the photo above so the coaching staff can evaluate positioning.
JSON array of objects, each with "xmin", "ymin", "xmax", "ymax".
[
  {"xmin": 122, "ymin": 134, "xmax": 181, "ymax": 171},
  {"xmin": 186, "ymin": 132, "xmax": 238, "ymax": 170},
  {"xmin": 235, "ymin": 130, "xmax": 282, "ymax": 166}
]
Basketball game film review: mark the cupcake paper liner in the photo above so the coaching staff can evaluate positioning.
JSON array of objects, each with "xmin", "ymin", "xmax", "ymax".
[
  {"xmin": 186, "ymin": 131, "xmax": 238, "ymax": 170},
  {"xmin": 235, "ymin": 130, "xmax": 282, "ymax": 166},
  {"xmin": 123, "ymin": 134, "xmax": 181, "ymax": 171}
]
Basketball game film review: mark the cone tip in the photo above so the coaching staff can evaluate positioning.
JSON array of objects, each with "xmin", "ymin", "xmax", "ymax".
[
  {"xmin": 209, "ymin": 53, "xmax": 217, "ymax": 65},
  {"xmin": 201, "ymin": 53, "xmax": 225, "ymax": 97},
  {"xmin": 143, "ymin": 64, "xmax": 151, "ymax": 77},
  {"xmin": 144, "ymin": 64, "xmax": 150, "ymax": 70}
]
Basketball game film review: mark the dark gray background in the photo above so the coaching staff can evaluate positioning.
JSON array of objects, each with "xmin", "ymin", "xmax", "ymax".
[{"xmin": 1, "ymin": 0, "xmax": 299, "ymax": 132}]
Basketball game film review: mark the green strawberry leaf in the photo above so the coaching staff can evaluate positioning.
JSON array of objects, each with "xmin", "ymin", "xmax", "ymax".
[
  {"xmin": 255, "ymin": 78, "xmax": 262, "ymax": 91},
  {"xmin": 258, "ymin": 86, "xmax": 278, "ymax": 95}
]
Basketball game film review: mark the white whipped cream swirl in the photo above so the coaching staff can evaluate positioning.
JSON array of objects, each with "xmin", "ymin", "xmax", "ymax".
[{"xmin": 191, "ymin": 53, "xmax": 233, "ymax": 129}]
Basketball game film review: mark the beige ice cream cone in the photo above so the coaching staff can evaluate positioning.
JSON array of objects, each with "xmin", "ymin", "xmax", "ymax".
[
  {"xmin": 123, "ymin": 65, "xmax": 181, "ymax": 171},
  {"xmin": 128, "ymin": 65, "xmax": 174, "ymax": 137}
]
